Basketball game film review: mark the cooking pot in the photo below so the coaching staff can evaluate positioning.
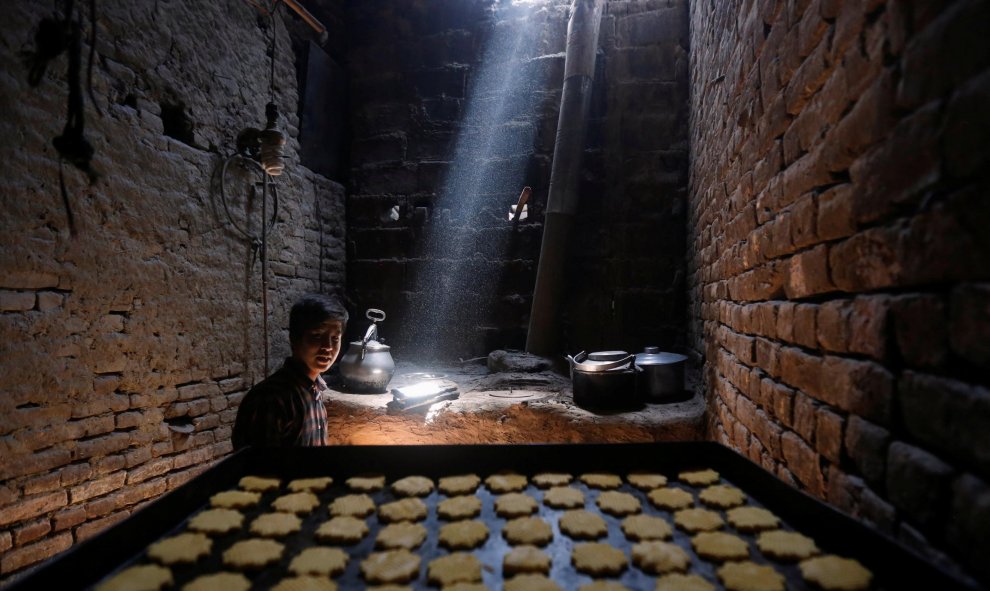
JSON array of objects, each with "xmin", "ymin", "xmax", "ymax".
[
  {"xmin": 566, "ymin": 350, "xmax": 641, "ymax": 411},
  {"xmin": 338, "ymin": 309, "xmax": 395, "ymax": 393},
  {"xmin": 635, "ymin": 346, "xmax": 688, "ymax": 402}
]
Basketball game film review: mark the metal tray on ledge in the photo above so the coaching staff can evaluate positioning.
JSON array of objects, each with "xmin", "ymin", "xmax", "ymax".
[{"xmin": 8, "ymin": 442, "xmax": 976, "ymax": 590}]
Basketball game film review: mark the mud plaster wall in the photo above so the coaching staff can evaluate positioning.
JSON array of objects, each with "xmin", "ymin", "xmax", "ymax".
[
  {"xmin": 0, "ymin": 1, "xmax": 345, "ymax": 579},
  {"xmin": 688, "ymin": 0, "xmax": 990, "ymax": 583}
]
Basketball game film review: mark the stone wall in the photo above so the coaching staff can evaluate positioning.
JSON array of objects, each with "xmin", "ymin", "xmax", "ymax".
[
  {"xmin": 0, "ymin": 0, "xmax": 344, "ymax": 580},
  {"xmin": 345, "ymin": 0, "xmax": 689, "ymax": 359},
  {"xmin": 688, "ymin": 0, "xmax": 989, "ymax": 583}
]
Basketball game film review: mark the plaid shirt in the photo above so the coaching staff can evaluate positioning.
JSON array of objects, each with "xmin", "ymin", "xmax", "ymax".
[{"xmin": 232, "ymin": 357, "xmax": 330, "ymax": 448}]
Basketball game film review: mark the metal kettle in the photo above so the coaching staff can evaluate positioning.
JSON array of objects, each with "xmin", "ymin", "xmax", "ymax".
[{"xmin": 338, "ymin": 308, "xmax": 395, "ymax": 393}]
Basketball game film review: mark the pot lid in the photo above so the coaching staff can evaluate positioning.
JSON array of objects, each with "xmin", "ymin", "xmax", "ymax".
[
  {"xmin": 635, "ymin": 346, "xmax": 687, "ymax": 366},
  {"xmin": 349, "ymin": 339, "xmax": 390, "ymax": 352},
  {"xmin": 587, "ymin": 350, "xmax": 628, "ymax": 362}
]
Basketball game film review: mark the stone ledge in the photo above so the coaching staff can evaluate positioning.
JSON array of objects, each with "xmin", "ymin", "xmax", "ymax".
[{"xmin": 326, "ymin": 362, "xmax": 706, "ymax": 445}]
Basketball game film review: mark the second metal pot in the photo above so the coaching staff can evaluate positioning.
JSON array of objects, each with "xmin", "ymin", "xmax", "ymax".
[{"xmin": 634, "ymin": 346, "xmax": 687, "ymax": 402}]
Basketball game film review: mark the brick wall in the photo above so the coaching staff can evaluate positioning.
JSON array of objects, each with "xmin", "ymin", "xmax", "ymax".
[
  {"xmin": 689, "ymin": 0, "xmax": 989, "ymax": 583},
  {"xmin": 0, "ymin": 0, "xmax": 344, "ymax": 580},
  {"xmin": 345, "ymin": 0, "xmax": 689, "ymax": 359}
]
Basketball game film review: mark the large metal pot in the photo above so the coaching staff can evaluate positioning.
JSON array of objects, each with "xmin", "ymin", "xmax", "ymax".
[
  {"xmin": 338, "ymin": 309, "xmax": 395, "ymax": 393},
  {"xmin": 566, "ymin": 351, "xmax": 641, "ymax": 411},
  {"xmin": 634, "ymin": 346, "xmax": 687, "ymax": 402}
]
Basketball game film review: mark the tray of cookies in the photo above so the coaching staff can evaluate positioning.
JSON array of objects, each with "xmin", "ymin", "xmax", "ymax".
[{"xmin": 11, "ymin": 442, "xmax": 974, "ymax": 591}]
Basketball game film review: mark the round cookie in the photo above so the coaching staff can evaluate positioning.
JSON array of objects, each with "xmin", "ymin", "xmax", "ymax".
[
  {"xmin": 187, "ymin": 508, "xmax": 244, "ymax": 535},
  {"xmin": 485, "ymin": 472, "xmax": 528, "ymax": 493},
  {"xmin": 427, "ymin": 552, "xmax": 482, "ymax": 586},
  {"xmin": 273, "ymin": 491, "xmax": 320, "ymax": 515},
  {"xmin": 799, "ymin": 555, "xmax": 872, "ymax": 591},
  {"xmin": 678, "ymin": 469, "xmax": 719, "ymax": 486},
  {"xmin": 496, "ymin": 493, "xmax": 538, "ymax": 518},
  {"xmin": 504, "ymin": 574, "xmax": 562, "ymax": 591},
  {"xmin": 698, "ymin": 485, "xmax": 745, "ymax": 509},
  {"xmin": 439, "ymin": 520, "xmax": 489, "ymax": 549},
  {"xmin": 250, "ymin": 512, "xmax": 302, "ymax": 537},
  {"xmin": 330, "ymin": 494, "xmax": 376, "ymax": 517},
  {"xmin": 147, "ymin": 532, "xmax": 212, "ymax": 565},
  {"xmin": 559, "ymin": 509, "xmax": 608, "ymax": 539},
  {"xmin": 222, "ymin": 538, "xmax": 284, "ymax": 569},
  {"xmin": 757, "ymin": 530, "xmax": 819, "ymax": 561},
  {"xmin": 210, "ymin": 490, "xmax": 261, "ymax": 509},
  {"xmin": 182, "ymin": 572, "xmax": 250, "ymax": 591},
  {"xmin": 503, "ymin": 516, "xmax": 553, "ymax": 546},
  {"xmin": 532, "ymin": 473, "xmax": 572, "ymax": 488},
  {"xmin": 438, "ymin": 495, "xmax": 482, "ymax": 520},
  {"xmin": 288, "ymin": 477, "xmax": 333, "ymax": 492},
  {"xmin": 360, "ymin": 549, "xmax": 421, "ymax": 584},
  {"xmin": 627, "ymin": 472, "xmax": 668, "ymax": 490},
  {"xmin": 717, "ymin": 561, "xmax": 785, "ymax": 591},
  {"xmin": 579, "ymin": 472, "xmax": 622, "ymax": 490},
  {"xmin": 726, "ymin": 507, "xmax": 779, "ymax": 532},
  {"xmin": 648, "ymin": 487, "xmax": 694, "ymax": 510},
  {"xmin": 543, "ymin": 486, "xmax": 584, "ymax": 509},
  {"xmin": 379, "ymin": 498, "xmax": 428, "ymax": 523},
  {"xmin": 504, "ymin": 545, "xmax": 551, "ymax": 574},
  {"xmin": 621, "ymin": 514, "xmax": 673, "ymax": 541},
  {"xmin": 289, "ymin": 547, "xmax": 349, "ymax": 577},
  {"xmin": 391, "ymin": 475, "xmax": 434, "ymax": 497},
  {"xmin": 691, "ymin": 532, "xmax": 749, "ymax": 562},
  {"xmin": 347, "ymin": 474, "xmax": 386, "ymax": 492},
  {"xmin": 596, "ymin": 491, "xmax": 642, "ymax": 516},
  {"xmin": 239, "ymin": 475, "xmax": 280, "ymax": 492},
  {"xmin": 271, "ymin": 576, "xmax": 338, "ymax": 591},
  {"xmin": 439, "ymin": 474, "xmax": 481, "ymax": 495},
  {"xmin": 572, "ymin": 542, "xmax": 628, "ymax": 576},
  {"xmin": 96, "ymin": 564, "xmax": 173, "ymax": 591},
  {"xmin": 314, "ymin": 516, "xmax": 369, "ymax": 544},
  {"xmin": 376, "ymin": 522, "xmax": 428, "ymax": 550},
  {"xmin": 655, "ymin": 573, "xmax": 715, "ymax": 591},
  {"xmin": 673, "ymin": 508, "xmax": 724, "ymax": 533},
  {"xmin": 631, "ymin": 541, "xmax": 691, "ymax": 574}
]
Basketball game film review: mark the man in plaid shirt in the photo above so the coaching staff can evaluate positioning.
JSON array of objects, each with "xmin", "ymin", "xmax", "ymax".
[{"xmin": 233, "ymin": 294, "xmax": 348, "ymax": 448}]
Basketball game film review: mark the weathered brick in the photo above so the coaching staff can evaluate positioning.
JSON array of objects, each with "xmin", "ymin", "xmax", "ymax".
[
  {"xmin": 13, "ymin": 519, "xmax": 52, "ymax": 546},
  {"xmin": 0, "ymin": 491, "xmax": 67, "ymax": 528},
  {"xmin": 849, "ymin": 296, "xmax": 889, "ymax": 360},
  {"xmin": 829, "ymin": 226, "xmax": 902, "ymax": 292},
  {"xmin": 793, "ymin": 304, "xmax": 817, "ymax": 349},
  {"xmin": 781, "ymin": 431, "xmax": 823, "ymax": 493},
  {"xmin": 0, "ymin": 531, "xmax": 10, "ymax": 553},
  {"xmin": 754, "ymin": 338, "xmax": 781, "ymax": 378},
  {"xmin": 22, "ymin": 471, "xmax": 61, "ymax": 496},
  {"xmin": 793, "ymin": 392, "xmax": 819, "ymax": 444},
  {"xmin": 950, "ymin": 283, "xmax": 990, "ymax": 367},
  {"xmin": 820, "ymin": 356, "xmax": 894, "ymax": 424},
  {"xmin": 52, "ymin": 506, "xmax": 87, "ymax": 532},
  {"xmin": 177, "ymin": 382, "xmax": 220, "ymax": 401},
  {"xmin": 127, "ymin": 457, "xmax": 174, "ymax": 484},
  {"xmin": 858, "ymin": 485, "xmax": 896, "ymax": 534},
  {"xmin": 69, "ymin": 471, "xmax": 127, "ymax": 504},
  {"xmin": 0, "ymin": 531, "xmax": 72, "ymax": 574},
  {"xmin": 815, "ymin": 407, "xmax": 844, "ymax": 464},
  {"xmin": 844, "ymin": 416, "xmax": 890, "ymax": 490},
  {"xmin": 0, "ymin": 291, "xmax": 36, "ymax": 312},
  {"xmin": 826, "ymin": 467, "xmax": 864, "ymax": 515},
  {"xmin": 779, "ymin": 346, "xmax": 823, "ymax": 400},
  {"xmin": 816, "ymin": 300, "xmax": 851, "ymax": 353},
  {"xmin": 887, "ymin": 442, "xmax": 954, "ymax": 532},
  {"xmin": 891, "ymin": 295, "xmax": 947, "ymax": 368},
  {"xmin": 776, "ymin": 302, "xmax": 796, "ymax": 342},
  {"xmin": 786, "ymin": 245, "xmax": 834, "ymax": 299},
  {"xmin": 124, "ymin": 446, "xmax": 153, "ymax": 469},
  {"xmin": 947, "ymin": 474, "xmax": 990, "ymax": 582},
  {"xmin": 817, "ymin": 184, "xmax": 855, "ymax": 241},
  {"xmin": 900, "ymin": 372, "xmax": 990, "ymax": 475}
]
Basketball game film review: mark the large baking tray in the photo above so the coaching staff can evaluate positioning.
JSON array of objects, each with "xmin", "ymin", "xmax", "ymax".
[{"xmin": 8, "ymin": 442, "xmax": 977, "ymax": 590}]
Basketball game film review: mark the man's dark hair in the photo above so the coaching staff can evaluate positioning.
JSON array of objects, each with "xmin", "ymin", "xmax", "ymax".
[{"xmin": 289, "ymin": 294, "xmax": 348, "ymax": 344}]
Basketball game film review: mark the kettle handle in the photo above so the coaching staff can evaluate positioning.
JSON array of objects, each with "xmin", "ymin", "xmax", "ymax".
[{"xmin": 366, "ymin": 308, "xmax": 386, "ymax": 322}]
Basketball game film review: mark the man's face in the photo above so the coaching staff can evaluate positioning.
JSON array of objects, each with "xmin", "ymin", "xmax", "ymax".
[{"xmin": 292, "ymin": 319, "xmax": 343, "ymax": 380}]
